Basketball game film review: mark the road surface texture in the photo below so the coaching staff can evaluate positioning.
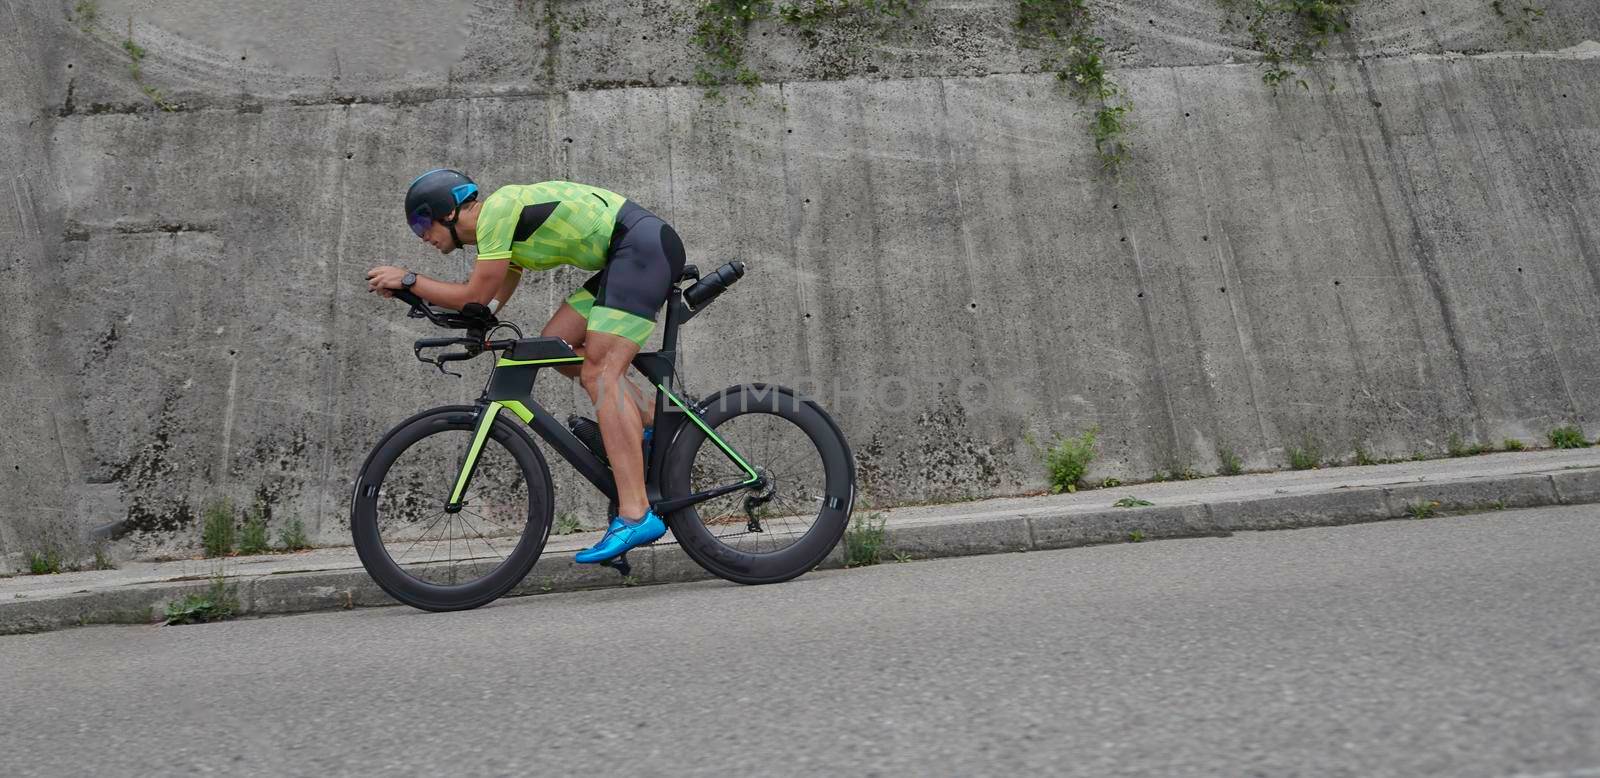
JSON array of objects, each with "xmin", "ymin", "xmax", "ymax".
[{"xmin": 3, "ymin": 505, "xmax": 1596, "ymax": 776}]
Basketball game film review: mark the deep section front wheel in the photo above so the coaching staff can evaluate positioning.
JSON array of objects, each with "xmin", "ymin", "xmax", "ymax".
[
  {"xmin": 662, "ymin": 384, "xmax": 855, "ymax": 585},
  {"xmin": 351, "ymin": 405, "xmax": 553, "ymax": 611}
]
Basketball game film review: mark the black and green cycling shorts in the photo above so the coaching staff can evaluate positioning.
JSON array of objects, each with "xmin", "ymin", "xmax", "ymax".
[{"xmin": 563, "ymin": 201, "xmax": 686, "ymax": 346}]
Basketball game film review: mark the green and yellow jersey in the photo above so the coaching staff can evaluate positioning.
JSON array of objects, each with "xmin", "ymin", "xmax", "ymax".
[{"xmin": 473, "ymin": 181, "xmax": 628, "ymax": 272}]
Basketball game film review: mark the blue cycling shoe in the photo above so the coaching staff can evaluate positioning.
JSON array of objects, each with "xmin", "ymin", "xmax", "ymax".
[{"xmin": 574, "ymin": 510, "xmax": 666, "ymax": 564}]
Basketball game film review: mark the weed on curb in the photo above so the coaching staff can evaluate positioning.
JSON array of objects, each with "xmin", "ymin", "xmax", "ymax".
[
  {"xmin": 553, "ymin": 512, "xmax": 583, "ymax": 536},
  {"xmin": 238, "ymin": 502, "xmax": 270, "ymax": 555},
  {"xmin": 201, "ymin": 498, "xmax": 235, "ymax": 558},
  {"xmin": 1128, "ymin": 529, "xmax": 1146, "ymax": 542},
  {"xmin": 1218, "ymin": 447, "xmax": 1243, "ymax": 476},
  {"xmin": 1447, "ymin": 433, "xmax": 1493, "ymax": 458},
  {"xmin": 1548, "ymin": 425, "xmax": 1590, "ymax": 449},
  {"xmin": 278, "ymin": 519, "xmax": 311, "ymax": 552},
  {"xmin": 1287, "ymin": 439, "xmax": 1322, "ymax": 470},
  {"xmin": 1503, "ymin": 438, "xmax": 1525, "ymax": 451},
  {"xmin": 165, "ymin": 565, "xmax": 238, "ymax": 626},
  {"xmin": 1113, "ymin": 496, "xmax": 1154, "ymax": 508},
  {"xmin": 28, "ymin": 549, "xmax": 62, "ymax": 576},
  {"xmin": 22, "ymin": 540, "xmax": 115, "ymax": 575},
  {"xmin": 844, "ymin": 512, "xmax": 887, "ymax": 567},
  {"xmin": 1026, "ymin": 427, "xmax": 1098, "ymax": 494},
  {"xmin": 1406, "ymin": 500, "xmax": 1440, "ymax": 519}
]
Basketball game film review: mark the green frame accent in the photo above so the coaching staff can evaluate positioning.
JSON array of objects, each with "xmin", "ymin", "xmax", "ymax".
[
  {"xmin": 496, "ymin": 356, "xmax": 583, "ymax": 367},
  {"xmin": 499, "ymin": 400, "xmax": 535, "ymax": 423},
  {"xmin": 448, "ymin": 401, "xmax": 502, "ymax": 505},
  {"xmin": 659, "ymin": 385, "xmax": 760, "ymax": 484}
]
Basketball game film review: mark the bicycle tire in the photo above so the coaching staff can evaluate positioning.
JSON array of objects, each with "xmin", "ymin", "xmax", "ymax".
[
  {"xmin": 351, "ymin": 405, "xmax": 553, "ymax": 611},
  {"xmin": 662, "ymin": 384, "xmax": 855, "ymax": 585}
]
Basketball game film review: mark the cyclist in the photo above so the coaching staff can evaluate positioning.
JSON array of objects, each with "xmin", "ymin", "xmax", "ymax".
[{"xmin": 366, "ymin": 169, "xmax": 684, "ymax": 564}]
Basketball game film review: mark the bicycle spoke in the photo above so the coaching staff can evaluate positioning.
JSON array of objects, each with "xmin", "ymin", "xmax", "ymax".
[
  {"xmin": 393, "ymin": 510, "xmax": 449, "ymax": 566},
  {"xmin": 446, "ymin": 516, "xmax": 456, "ymax": 584},
  {"xmin": 457, "ymin": 510, "xmax": 508, "ymax": 562},
  {"xmin": 455, "ymin": 512, "xmax": 489, "ymax": 560},
  {"xmin": 460, "ymin": 506, "xmax": 517, "ymax": 539},
  {"xmin": 424, "ymin": 515, "xmax": 445, "ymax": 568}
]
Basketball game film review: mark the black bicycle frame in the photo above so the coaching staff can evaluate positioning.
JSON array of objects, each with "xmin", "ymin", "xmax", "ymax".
[{"xmin": 444, "ymin": 284, "xmax": 763, "ymax": 517}]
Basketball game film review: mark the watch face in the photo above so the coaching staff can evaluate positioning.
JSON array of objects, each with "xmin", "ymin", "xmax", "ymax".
[{"xmin": 402, "ymin": 272, "xmax": 417, "ymax": 288}]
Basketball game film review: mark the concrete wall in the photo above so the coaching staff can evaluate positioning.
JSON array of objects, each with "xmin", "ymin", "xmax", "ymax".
[
  {"xmin": 2, "ymin": 3, "xmax": 76, "ymax": 565},
  {"xmin": 3, "ymin": 0, "xmax": 1599, "ymax": 563}
]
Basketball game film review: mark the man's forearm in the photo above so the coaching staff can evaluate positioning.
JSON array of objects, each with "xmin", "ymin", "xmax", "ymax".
[
  {"xmin": 492, "ymin": 268, "xmax": 523, "ymax": 312},
  {"xmin": 410, "ymin": 275, "xmax": 492, "ymax": 310}
]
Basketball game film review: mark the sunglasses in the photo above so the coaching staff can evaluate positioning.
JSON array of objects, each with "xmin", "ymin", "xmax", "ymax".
[{"xmin": 408, "ymin": 209, "xmax": 436, "ymax": 238}]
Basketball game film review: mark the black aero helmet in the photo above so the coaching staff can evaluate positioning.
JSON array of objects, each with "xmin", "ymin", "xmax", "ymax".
[{"xmin": 405, "ymin": 168, "xmax": 479, "ymax": 244}]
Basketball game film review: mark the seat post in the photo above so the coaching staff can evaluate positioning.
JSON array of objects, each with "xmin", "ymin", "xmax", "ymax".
[{"xmin": 660, "ymin": 287, "xmax": 686, "ymax": 356}]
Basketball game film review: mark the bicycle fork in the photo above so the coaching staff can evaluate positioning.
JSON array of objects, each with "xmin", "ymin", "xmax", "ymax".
[
  {"xmin": 447, "ymin": 401, "xmax": 640, "ymax": 577},
  {"xmin": 444, "ymin": 402, "xmax": 504, "ymax": 514}
]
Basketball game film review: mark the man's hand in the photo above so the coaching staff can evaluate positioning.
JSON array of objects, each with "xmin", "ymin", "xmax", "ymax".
[{"xmin": 366, "ymin": 266, "xmax": 409, "ymax": 298}]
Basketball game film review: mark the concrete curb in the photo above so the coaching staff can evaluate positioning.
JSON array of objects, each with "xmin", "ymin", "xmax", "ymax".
[{"xmin": 4, "ymin": 467, "xmax": 1599, "ymax": 635}]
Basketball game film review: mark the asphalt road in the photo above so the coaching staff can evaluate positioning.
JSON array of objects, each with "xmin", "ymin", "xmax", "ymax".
[{"xmin": 3, "ymin": 506, "xmax": 1597, "ymax": 777}]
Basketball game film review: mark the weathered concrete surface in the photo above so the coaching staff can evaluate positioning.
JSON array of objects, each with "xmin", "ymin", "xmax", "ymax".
[
  {"xmin": 1, "ymin": 3, "xmax": 76, "ymax": 565},
  {"xmin": 35, "ymin": 0, "xmax": 1600, "ymax": 109},
  {"xmin": 4, "ymin": 449, "xmax": 1598, "ymax": 633},
  {"xmin": 3, "ymin": 0, "xmax": 1600, "ymax": 561}
]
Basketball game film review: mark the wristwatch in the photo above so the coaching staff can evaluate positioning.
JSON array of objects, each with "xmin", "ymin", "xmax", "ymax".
[{"xmin": 401, "ymin": 271, "xmax": 417, "ymax": 290}]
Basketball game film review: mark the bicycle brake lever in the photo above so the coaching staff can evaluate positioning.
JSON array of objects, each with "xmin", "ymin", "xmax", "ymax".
[{"xmin": 413, "ymin": 349, "xmax": 464, "ymax": 379}]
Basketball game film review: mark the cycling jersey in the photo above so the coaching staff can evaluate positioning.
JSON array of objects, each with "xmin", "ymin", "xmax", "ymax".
[
  {"xmin": 563, "ymin": 201, "xmax": 686, "ymax": 345},
  {"xmin": 474, "ymin": 181, "xmax": 685, "ymax": 347},
  {"xmin": 474, "ymin": 181, "xmax": 627, "ymax": 272}
]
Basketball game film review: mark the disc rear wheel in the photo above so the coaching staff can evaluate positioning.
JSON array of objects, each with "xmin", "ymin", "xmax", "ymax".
[{"xmin": 663, "ymin": 385, "xmax": 855, "ymax": 585}]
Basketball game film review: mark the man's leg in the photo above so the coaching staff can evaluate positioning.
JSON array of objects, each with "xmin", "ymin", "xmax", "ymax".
[
  {"xmin": 540, "ymin": 302, "xmax": 587, "ymax": 381},
  {"xmin": 571, "ymin": 207, "xmax": 683, "ymax": 563},
  {"xmin": 548, "ymin": 297, "xmax": 655, "ymax": 422},
  {"xmin": 580, "ymin": 331, "xmax": 649, "ymax": 519}
]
